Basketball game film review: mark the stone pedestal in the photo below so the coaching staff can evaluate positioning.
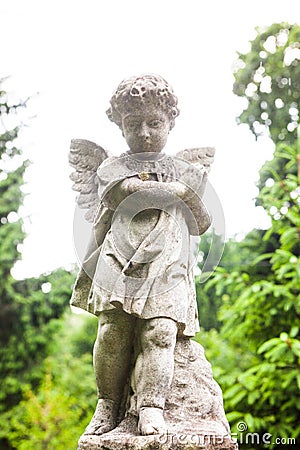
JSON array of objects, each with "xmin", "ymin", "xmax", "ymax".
[{"xmin": 78, "ymin": 339, "xmax": 238, "ymax": 450}]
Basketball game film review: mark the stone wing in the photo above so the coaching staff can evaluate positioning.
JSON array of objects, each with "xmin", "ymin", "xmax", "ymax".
[
  {"xmin": 175, "ymin": 147, "xmax": 215, "ymax": 172},
  {"xmin": 69, "ymin": 139, "xmax": 111, "ymax": 222}
]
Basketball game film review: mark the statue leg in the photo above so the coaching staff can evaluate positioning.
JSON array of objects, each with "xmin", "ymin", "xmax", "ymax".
[
  {"xmin": 84, "ymin": 309, "xmax": 135, "ymax": 435},
  {"xmin": 135, "ymin": 317, "xmax": 177, "ymax": 435}
]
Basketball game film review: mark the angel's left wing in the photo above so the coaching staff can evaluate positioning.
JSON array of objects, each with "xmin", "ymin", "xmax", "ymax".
[
  {"xmin": 173, "ymin": 147, "xmax": 215, "ymax": 236},
  {"xmin": 69, "ymin": 139, "xmax": 111, "ymax": 222},
  {"xmin": 175, "ymin": 147, "xmax": 215, "ymax": 196},
  {"xmin": 175, "ymin": 147, "xmax": 215, "ymax": 172}
]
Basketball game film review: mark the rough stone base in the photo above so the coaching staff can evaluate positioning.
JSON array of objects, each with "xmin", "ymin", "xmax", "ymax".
[{"xmin": 78, "ymin": 339, "xmax": 238, "ymax": 450}]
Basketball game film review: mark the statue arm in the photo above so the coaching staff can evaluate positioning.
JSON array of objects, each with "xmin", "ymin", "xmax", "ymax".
[
  {"xmin": 120, "ymin": 177, "xmax": 189, "ymax": 200},
  {"xmin": 120, "ymin": 176, "xmax": 211, "ymax": 235},
  {"xmin": 99, "ymin": 177, "xmax": 188, "ymax": 209},
  {"xmin": 120, "ymin": 175, "xmax": 208, "ymax": 202}
]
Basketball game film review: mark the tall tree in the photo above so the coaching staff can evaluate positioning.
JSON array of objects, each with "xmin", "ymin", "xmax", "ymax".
[
  {"xmin": 233, "ymin": 22, "xmax": 300, "ymax": 147},
  {"xmin": 233, "ymin": 22, "xmax": 299, "ymax": 194},
  {"xmin": 0, "ymin": 80, "xmax": 74, "ymax": 449},
  {"xmin": 200, "ymin": 24, "xmax": 300, "ymax": 449}
]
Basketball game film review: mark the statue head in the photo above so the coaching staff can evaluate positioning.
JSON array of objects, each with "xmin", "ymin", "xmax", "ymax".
[
  {"xmin": 106, "ymin": 74, "xmax": 180, "ymax": 154},
  {"xmin": 106, "ymin": 74, "xmax": 180, "ymax": 131}
]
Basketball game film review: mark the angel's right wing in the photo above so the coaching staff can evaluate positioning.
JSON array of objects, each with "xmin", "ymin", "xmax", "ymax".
[{"xmin": 69, "ymin": 139, "xmax": 111, "ymax": 222}]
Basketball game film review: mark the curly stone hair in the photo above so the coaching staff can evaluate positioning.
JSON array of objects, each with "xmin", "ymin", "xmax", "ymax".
[{"xmin": 106, "ymin": 74, "xmax": 180, "ymax": 130}]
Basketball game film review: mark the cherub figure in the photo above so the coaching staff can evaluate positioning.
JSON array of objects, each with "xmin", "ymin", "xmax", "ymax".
[{"xmin": 69, "ymin": 74, "xmax": 215, "ymax": 436}]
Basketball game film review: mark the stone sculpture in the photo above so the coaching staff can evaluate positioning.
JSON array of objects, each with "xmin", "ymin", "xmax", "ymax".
[{"xmin": 69, "ymin": 74, "xmax": 238, "ymax": 449}]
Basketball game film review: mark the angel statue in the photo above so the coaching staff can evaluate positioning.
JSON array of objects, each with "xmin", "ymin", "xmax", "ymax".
[{"xmin": 69, "ymin": 74, "xmax": 216, "ymax": 438}]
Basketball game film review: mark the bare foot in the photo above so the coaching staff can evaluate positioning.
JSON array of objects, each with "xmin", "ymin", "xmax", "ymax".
[
  {"xmin": 84, "ymin": 399, "xmax": 117, "ymax": 435},
  {"xmin": 138, "ymin": 407, "xmax": 167, "ymax": 435}
]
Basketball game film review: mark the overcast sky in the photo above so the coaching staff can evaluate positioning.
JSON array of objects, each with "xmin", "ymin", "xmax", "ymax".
[{"xmin": 1, "ymin": 0, "xmax": 299, "ymax": 279}]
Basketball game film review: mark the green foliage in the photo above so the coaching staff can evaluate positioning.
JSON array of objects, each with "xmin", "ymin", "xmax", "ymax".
[
  {"xmin": 195, "ymin": 328, "xmax": 256, "ymax": 381},
  {"xmin": 233, "ymin": 23, "xmax": 300, "ymax": 146},
  {"xmin": 257, "ymin": 143, "xmax": 300, "ymax": 229},
  {"xmin": 198, "ymin": 24, "xmax": 300, "ymax": 450},
  {"xmin": 203, "ymin": 146, "xmax": 300, "ymax": 448},
  {"xmin": 0, "ymin": 80, "xmax": 75, "ymax": 449},
  {"xmin": 233, "ymin": 22, "xmax": 300, "ymax": 210},
  {"xmin": 196, "ymin": 232, "xmax": 225, "ymax": 330},
  {"xmin": 0, "ymin": 269, "xmax": 75, "ymax": 413},
  {"xmin": 8, "ymin": 371, "xmax": 84, "ymax": 450},
  {"xmin": 196, "ymin": 229, "xmax": 276, "ymax": 331},
  {"xmin": 6, "ymin": 313, "xmax": 97, "ymax": 450}
]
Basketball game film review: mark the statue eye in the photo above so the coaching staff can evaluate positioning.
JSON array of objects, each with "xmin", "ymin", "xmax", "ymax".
[
  {"xmin": 126, "ymin": 121, "xmax": 139, "ymax": 130},
  {"xmin": 149, "ymin": 119, "xmax": 163, "ymax": 128}
]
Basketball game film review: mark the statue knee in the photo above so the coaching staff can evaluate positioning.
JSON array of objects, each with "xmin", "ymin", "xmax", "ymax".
[
  {"xmin": 96, "ymin": 311, "xmax": 134, "ymax": 347},
  {"xmin": 141, "ymin": 318, "xmax": 177, "ymax": 350},
  {"xmin": 95, "ymin": 322, "xmax": 116, "ymax": 348}
]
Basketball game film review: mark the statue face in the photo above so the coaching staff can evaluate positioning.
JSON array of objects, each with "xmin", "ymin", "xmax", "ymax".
[{"xmin": 121, "ymin": 104, "xmax": 171, "ymax": 154}]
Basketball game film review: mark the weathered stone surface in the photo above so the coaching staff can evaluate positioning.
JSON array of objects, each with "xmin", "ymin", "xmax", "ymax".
[
  {"xmin": 78, "ymin": 339, "xmax": 238, "ymax": 450},
  {"xmin": 71, "ymin": 74, "xmax": 236, "ymax": 449},
  {"xmin": 78, "ymin": 427, "xmax": 236, "ymax": 450}
]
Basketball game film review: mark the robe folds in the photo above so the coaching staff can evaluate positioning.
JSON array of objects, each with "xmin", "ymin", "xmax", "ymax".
[{"xmin": 70, "ymin": 152, "xmax": 211, "ymax": 337}]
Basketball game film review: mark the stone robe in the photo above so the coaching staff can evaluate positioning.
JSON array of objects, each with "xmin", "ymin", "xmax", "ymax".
[{"xmin": 71, "ymin": 152, "xmax": 211, "ymax": 337}]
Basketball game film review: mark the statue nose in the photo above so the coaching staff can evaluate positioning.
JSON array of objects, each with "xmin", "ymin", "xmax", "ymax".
[{"xmin": 139, "ymin": 123, "xmax": 150, "ymax": 138}]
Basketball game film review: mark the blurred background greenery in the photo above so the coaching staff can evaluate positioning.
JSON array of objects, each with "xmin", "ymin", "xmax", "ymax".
[{"xmin": 0, "ymin": 22, "xmax": 299, "ymax": 450}]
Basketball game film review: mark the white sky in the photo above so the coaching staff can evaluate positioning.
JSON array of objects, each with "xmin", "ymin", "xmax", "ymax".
[{"xmin": 1, "ymin": 0, "xmax": 299, "ymax": 279}]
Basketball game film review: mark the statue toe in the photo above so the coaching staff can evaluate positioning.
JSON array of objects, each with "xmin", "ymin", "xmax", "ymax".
[{"xmin": 138, "ymin": 407, "xmax": 167, "ymax": 435}]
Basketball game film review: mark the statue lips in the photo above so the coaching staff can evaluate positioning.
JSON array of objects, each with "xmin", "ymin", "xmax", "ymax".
[{"xmin": 140, "ymin": 139, "xmax": 153, "ymax": 152}]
